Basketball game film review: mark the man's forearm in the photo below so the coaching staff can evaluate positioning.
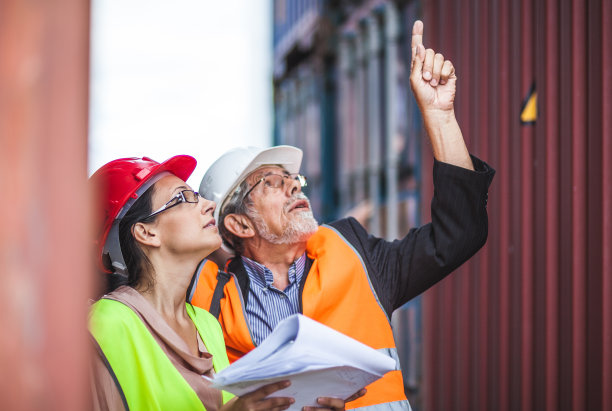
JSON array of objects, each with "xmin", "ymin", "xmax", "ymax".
[{"xmin": 422, "ymin": 109, "xmax": 474, "ymax": 170}]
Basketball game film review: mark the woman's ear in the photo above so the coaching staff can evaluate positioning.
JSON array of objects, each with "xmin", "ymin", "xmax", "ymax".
[
  {"xmin": 131, "ymin": 222, "xmax": 161, "ymax": 248},
  {"xmin": 224, "ymin": 214, "xmax": 255, "ymax": 239}
]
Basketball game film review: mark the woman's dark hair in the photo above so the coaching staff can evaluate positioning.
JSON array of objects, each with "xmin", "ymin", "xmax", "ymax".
[{"xmin": 117, "ymin": 183, "xmax": 158, "ymax": 290}]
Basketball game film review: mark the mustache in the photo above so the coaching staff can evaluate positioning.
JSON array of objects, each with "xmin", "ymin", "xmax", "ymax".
[{"xmin": 284, "ymin": 193, "xmax": 310, "ymax": 211}]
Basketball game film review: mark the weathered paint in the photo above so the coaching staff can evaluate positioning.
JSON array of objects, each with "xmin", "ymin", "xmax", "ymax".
[
  {"xmin": 0, "ymin": 0, "xmax": 91, "ymax": 409},
  {"xmin": 422, "ymin": 0, "xmax": 612, "ymax": 409}
]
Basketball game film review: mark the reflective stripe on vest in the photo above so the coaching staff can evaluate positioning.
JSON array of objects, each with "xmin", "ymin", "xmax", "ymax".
[
  {"xmin": 90, "ymin": 299, "xmax": 233, "ymax": 410},
  {"xmin": 190, "ymin": 225, "xmax": 409, "ymax": 408},
  {"xmin": 353, "ymin": 399, "xmax": 413, "ymax": 411}
]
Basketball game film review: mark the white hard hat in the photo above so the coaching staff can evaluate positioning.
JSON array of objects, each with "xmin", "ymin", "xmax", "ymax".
[{"xmin": 199, "ymin": 145, "xmax": 303, "ymax": 223}]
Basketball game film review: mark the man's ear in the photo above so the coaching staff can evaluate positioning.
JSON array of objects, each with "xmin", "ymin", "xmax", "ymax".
[
  {"xmin": 131, "ymin": 222, "xmax": 161, "ymax": 248},
  {"xmin": 224, "ymin": 214, "xmax": 255, "ymax": 239}
]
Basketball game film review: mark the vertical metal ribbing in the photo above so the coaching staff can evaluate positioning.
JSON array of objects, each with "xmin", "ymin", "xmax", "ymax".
[
  {"xmin": 475, "ymin": 0, "xmax": 492, "ymax": 408},
  {"xmin": 570, "ymin": 0, "xmax": 588, "ymax": 408},
  {"xmin": 286, "ymin": 78, "xmax": 296, "ymax": 147},
  {"xmin": 508, "ymin": 0, "xmax": 524, "ymax": 409},
  {"xmin": 544, "ymin": 0, "xmax": 560, "ymax": 409},
  {"xmin": 355, "ymin": 23, "xmax": 367, "ymax": 206},
  {"xmin": 366, "ymin": 15, "xmax": 381, "ymax": 235},
  {"xmin": 383, "ymin": 3, "xmax": 399, "ymax": 241},
  {"xmin": 492, "ymin": 0, "xmax": 512, "ymax": 408},
  {"xmin": 601, "ymin": 2, "xmax": 612, "ymax": 409},
  {"xmin": 586, "ymin": 1, "xmax": 605, "ymax": 410},
  {"xmin": 519, "ymin": 0, "xmax": 535, "ymax": 409},
  {"xmin": 338, "ymin": 34, "xmax": 353, "ymax": 215}
]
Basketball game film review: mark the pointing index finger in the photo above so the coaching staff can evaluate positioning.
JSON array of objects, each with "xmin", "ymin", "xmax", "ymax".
[{"xmin": 411, "ymin": 20, "xmax": 424, "ymax": 61}]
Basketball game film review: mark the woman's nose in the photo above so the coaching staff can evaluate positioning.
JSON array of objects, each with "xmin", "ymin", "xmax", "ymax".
[{"xmin": 200, "ymin": 197, "xmax": 216, "ymax": 215}]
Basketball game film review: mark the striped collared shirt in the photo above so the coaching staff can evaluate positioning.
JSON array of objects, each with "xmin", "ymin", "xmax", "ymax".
[{"xmin": 241, "ymin": 253, "xmax": 306, "ymax": 345}]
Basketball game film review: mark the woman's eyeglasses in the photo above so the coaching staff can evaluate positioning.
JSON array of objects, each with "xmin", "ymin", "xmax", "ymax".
[{"xmin": 141, "ymin": 190, "xmax": 200, "ymax": 221}]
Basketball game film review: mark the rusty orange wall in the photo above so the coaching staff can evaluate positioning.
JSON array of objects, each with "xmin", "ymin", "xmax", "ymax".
[
  {"xmin": 0, "ymin": 1, "xmax": 91, "ymax": 409},
  {"xmin": 419, "ymin": 0, "xmax": 611, "ymax": 410}
]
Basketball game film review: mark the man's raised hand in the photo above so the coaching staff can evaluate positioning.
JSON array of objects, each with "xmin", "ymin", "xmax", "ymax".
[{"xmin": 410, "ymin": 20, "xmax": 457, "ymax": 113}]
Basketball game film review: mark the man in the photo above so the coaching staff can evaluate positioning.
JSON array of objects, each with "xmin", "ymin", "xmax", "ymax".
[{"xmin": 189, "ymin": 20, "xmax": 495, "ymax": 410}]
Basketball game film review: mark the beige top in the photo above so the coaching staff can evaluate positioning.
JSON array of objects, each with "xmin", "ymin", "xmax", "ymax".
[{"xmin": 90, "ymin": 286, "xmax": 223, "ymax": 411}]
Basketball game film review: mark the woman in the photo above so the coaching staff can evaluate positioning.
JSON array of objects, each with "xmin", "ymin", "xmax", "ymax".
[{"xmin": 89, "ymin": 155, "xmax": 296, "ymax": 411}]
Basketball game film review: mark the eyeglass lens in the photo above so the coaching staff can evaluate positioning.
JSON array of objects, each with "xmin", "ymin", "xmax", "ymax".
[
  {"xmin": 181, "ymin": 190, "xmax": 199, "ymax": 203},
  {"xmin": 261, "ymin": 174, "xmax": 306, "ymax": 193}
]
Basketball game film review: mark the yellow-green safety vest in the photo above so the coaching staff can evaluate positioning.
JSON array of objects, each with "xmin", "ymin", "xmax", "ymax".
[{"xmin": 90, "ymin": 298, "xmax": 233, "ymax": 410}]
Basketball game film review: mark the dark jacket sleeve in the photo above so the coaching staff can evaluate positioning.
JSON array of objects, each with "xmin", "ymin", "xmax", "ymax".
[{"xmin": 330, "ymin": 155, "xmax": 495, "ymax": 317}]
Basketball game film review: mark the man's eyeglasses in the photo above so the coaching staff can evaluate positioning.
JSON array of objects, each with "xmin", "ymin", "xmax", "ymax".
[
  {"xmin": 242, "ymin": 173, "xmax": 307, "ymax": 201},
  {"xmin": 141, "ymin": 190, "xmax": 200, "ymax": 221}
]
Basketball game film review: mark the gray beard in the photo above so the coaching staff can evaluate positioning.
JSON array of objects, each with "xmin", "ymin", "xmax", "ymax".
[{"xmin": 248, "ymin": 194, "xmax": 319, "ymax": 245}]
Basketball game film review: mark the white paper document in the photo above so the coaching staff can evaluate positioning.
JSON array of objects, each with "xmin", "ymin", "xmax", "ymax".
[{"xmin": 209, "ymin": 314, "xmax": 396, "ymax": 409}]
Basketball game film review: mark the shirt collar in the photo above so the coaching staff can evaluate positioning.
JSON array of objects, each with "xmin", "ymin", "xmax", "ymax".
[{"xmin": 241, "ymin": 253, "xmax": 306, "ymax": 289}]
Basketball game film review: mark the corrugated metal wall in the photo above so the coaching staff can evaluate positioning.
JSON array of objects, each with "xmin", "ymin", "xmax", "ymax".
[
  {"xmin": 0, "ymin": 1, "xmax": 92, "ymax": 409},
  {"xmin": 421, "ymin": 0, "xmax": 612, "ymax": 410}
]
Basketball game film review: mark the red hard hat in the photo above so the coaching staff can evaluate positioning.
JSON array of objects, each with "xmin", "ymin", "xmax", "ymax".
[{"xmin": 90, "ymin": 155, "xmax": 197, "ymax": 273}]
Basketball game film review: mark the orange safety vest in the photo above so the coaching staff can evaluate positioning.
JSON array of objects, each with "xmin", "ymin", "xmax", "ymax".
[{"xmin": 189, "ymin": 225, "xmax": 410, "ymax": 410}]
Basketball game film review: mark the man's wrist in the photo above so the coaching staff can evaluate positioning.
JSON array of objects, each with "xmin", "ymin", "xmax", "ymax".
[
  {"xmin": 421, "ymin": 107, "xmax": 456, "ymax": 125},
  {"xmin": 423, "ymin": 110, "xmax": 460, "ymax": 143}
]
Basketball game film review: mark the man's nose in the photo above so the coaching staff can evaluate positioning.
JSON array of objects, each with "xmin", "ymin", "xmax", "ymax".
[{"xmin": 286, "ymin": 176, "xmax": 302, "ymax": 196}]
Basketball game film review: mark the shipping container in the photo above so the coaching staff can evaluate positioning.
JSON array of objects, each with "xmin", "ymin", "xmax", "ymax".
[
  {"xmin": 273, "ymin": 0, "xmax": 611, "ymax": 409},
  {"xmin": 421, "ymin": 0, "xmax": 611, "ymax": 409}
]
